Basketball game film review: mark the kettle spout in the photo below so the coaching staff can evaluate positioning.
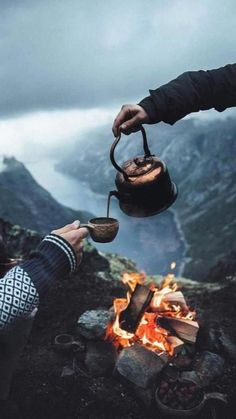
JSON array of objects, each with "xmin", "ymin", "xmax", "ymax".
[{"xmin": 109, "ymin": 190, "xmax": 120, "ymax": 199}]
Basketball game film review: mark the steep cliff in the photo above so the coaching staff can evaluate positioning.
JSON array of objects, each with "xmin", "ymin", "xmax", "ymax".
[{"xmin": 0, "ymin": 157, "xmax": 92, "ymax": 234}]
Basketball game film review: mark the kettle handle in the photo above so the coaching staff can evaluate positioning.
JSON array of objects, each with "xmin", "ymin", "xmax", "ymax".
[{"xmin": 110, "ymin": 126, "xmax": 152, "ymax": 180}]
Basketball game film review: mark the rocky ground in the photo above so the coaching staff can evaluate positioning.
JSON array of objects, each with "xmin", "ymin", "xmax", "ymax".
[{"xmin": 1, "ymin": 220, "xmax": 236, "ymax": 419}]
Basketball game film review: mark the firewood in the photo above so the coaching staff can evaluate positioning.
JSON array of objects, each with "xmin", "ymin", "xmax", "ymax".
[
  {"xmin": 150, "ymin": 291, "xmax": 187, "ymax": 311},
  {"xmin": 163, "ymin": 292, "xmax": 187, "ymax": 307},
  {"xmin": 158, "ymin": 317, "xmax": 199, "ymax": 344},
  {"xmin": 120, "ymin": 284, "xmax": 154, "ymax": 333},
  {"xmin": 166, "ymin": 335, "xmax": 185, "ymax": 355}
]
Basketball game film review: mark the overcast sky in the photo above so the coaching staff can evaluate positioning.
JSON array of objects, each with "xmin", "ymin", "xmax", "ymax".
[{"xmin": 0, "ymin": 0, "xmax": 236, "ymax": 157}]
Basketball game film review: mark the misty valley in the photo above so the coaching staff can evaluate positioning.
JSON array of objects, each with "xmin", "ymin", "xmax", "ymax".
[
  {"xmin": 25, "ymin": 159, "xmax": 186, "ymax": 276},
  {"xmin": 56, "ymin": 118, "xmax": 236, "ymax": 279},
  {"xmin": 0, "ymin": 117, "xmax": 235, "ymax": 280}
]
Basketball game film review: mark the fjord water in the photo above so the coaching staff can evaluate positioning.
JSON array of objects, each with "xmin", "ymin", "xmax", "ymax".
[{"xmin": 26, "ymin": 159, "xmax": 186, "ymax": 275}]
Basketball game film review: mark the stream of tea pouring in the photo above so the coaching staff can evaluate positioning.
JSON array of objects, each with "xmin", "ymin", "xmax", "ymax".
[
  {"xmin": 76, "ymin": 193, "xmax": 119, "ymax": 244},
  {"xmin": 106, "ymin": 191, "xmax": 113, "ymax": 218}
]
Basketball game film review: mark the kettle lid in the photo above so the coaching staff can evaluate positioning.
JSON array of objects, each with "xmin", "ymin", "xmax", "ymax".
[{"xmin": 122, "ymin": 156, "xmax": 162, "ymax": 177}]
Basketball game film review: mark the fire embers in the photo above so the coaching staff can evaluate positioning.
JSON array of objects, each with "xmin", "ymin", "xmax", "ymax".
[{"xmin": 105, "ymin": 272, "xmax": 199, "ymax": 357}]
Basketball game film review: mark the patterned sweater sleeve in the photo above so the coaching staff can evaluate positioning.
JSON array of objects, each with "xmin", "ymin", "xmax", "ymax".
[{"xmin": 0, "ymin": 234, "xmax": 77, "ymax": 330}]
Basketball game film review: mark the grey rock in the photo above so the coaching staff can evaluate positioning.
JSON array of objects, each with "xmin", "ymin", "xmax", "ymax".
[
  {"xmin": 172, "ymin": 354, "xmax": 192, "ymax": 369},
  {"xmin": 133, "ymin": 384, "xmax": 155, "ymax": 407},
  {"xmin": 61, "ymin": 365, "xmax": 76, "ymax": 378},
  {"xmin": 116, "ymin": 344, "xmax": 166, "ymax": 389},
  {"xmin": 85, "ymin": 341, "xmax": 117, "ymax": 377},
  {"xmin": 196, "ymin": 326, "xmax": 221, "ymax": 353},
  {"xmin": 194, "ymin": 351, "xmax": 225, "ymax": 386},
  {"xmin": 218, "ymin": 329, "xmax": 236, "ymax": 361},
  {"xmin": 180, "ymin": 371, "xmax": 201, "ymax": 386},
  {"xmin": 197, "ymin": 326, "xmax": 236, "ymax": 360},
  {"xmin": 77, "ymin": 310, "xmax": 112, "ymax": 340}
]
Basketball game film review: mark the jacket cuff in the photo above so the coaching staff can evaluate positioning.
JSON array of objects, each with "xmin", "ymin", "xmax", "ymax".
[
  {"xmin": 20, "ymin": 234, "xmax": 77, "ymax": 297},
  {"xmin": 138, "ymin": 94, "xmax": 162, "ymax": 124}
]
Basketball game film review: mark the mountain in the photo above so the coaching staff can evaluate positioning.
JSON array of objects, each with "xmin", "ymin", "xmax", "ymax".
[
  {"xmin": 56, "ymin": 118, "xmax": 236, "ymax": 279},
  {"xmin": 0, "ymin": 157, "xmax": 92, "ymax": 234}
]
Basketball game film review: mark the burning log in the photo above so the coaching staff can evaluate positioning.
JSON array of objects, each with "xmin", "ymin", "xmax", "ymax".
[
  {"xmin": 106, "ymin": 271, "xmax": 198, "ymax": 357},
  {"xmin": 166, "ymin": 336, "xmax": 185, "ymax": 355},
  {"xmin": 150, "ymin": 291, "xmax": 187, "ymax": 311},
  {"xmin": 162, "ymin": 291, "xmax": 187, "ymax": 308},
  {"xmin": 119, "ymin": 284, "xmax": 154, "ymax": 333},
  {"xmin": 158, "ymin": 317, "xmax": 199, "ymax": 344}
]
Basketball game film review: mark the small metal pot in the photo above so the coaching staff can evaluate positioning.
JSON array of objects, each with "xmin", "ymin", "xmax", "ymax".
[{"xmin": 155, "ymin": 380, "xmax": 227, "ymax": 417}]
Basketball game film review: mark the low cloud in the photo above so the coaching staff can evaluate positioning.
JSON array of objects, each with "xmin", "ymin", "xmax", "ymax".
[
  {"xmin": 0, "ymin": 0, "xmax": 235, "ymax": 117},
  {"xmin": 0, "ymin": 107, "xmax": 116, "ymax": 160}
]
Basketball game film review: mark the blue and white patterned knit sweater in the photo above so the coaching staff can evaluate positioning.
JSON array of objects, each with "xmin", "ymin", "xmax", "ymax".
[{"xmin": 0, "ymin": 233, "xmax": 77, "ymax": 329}]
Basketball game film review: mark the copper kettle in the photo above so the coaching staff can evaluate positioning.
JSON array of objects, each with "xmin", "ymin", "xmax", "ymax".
[{"xmin": 108, "ymin": 127, "xmax": 177, "ymax": 217}]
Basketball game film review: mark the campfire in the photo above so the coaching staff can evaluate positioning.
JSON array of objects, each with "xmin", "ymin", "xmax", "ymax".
[
  {"xmin": 75, "ymin": 267, "xmax": 227, "ymax": 415},
  {"xmin": 105, "ymin": 269, "xmax": 199, "ymax": 358}
]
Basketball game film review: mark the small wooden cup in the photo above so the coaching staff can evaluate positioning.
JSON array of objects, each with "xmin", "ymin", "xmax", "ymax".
[{"xmin": 80, "ymin": 217, "xmax": 119, "ymax": 243}]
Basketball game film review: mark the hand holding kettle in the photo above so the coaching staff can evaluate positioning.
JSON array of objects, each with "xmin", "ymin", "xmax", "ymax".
[{"xmin": 112, "ymin": 104, "xmax": 150, "ymax": 136}]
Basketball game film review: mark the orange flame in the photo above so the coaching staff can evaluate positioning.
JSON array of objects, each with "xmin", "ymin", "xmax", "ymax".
[{"xmin": 105, "ymin": 272, "xmax": 196, "ymax": 356}]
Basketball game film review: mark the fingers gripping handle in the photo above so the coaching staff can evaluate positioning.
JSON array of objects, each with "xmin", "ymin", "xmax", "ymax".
[
  {"xmin": 78, "ymin": 224, "xmax": 94, "ymax": 231},
  {"xmin": 110, "ymin": 126, "xmax": 152, "ymax": 180}
]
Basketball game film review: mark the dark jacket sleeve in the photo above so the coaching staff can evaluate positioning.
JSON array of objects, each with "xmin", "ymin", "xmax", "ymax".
[{"xmin": 139, "ymin": 63, "xmax": 236, "ymax": 125}]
